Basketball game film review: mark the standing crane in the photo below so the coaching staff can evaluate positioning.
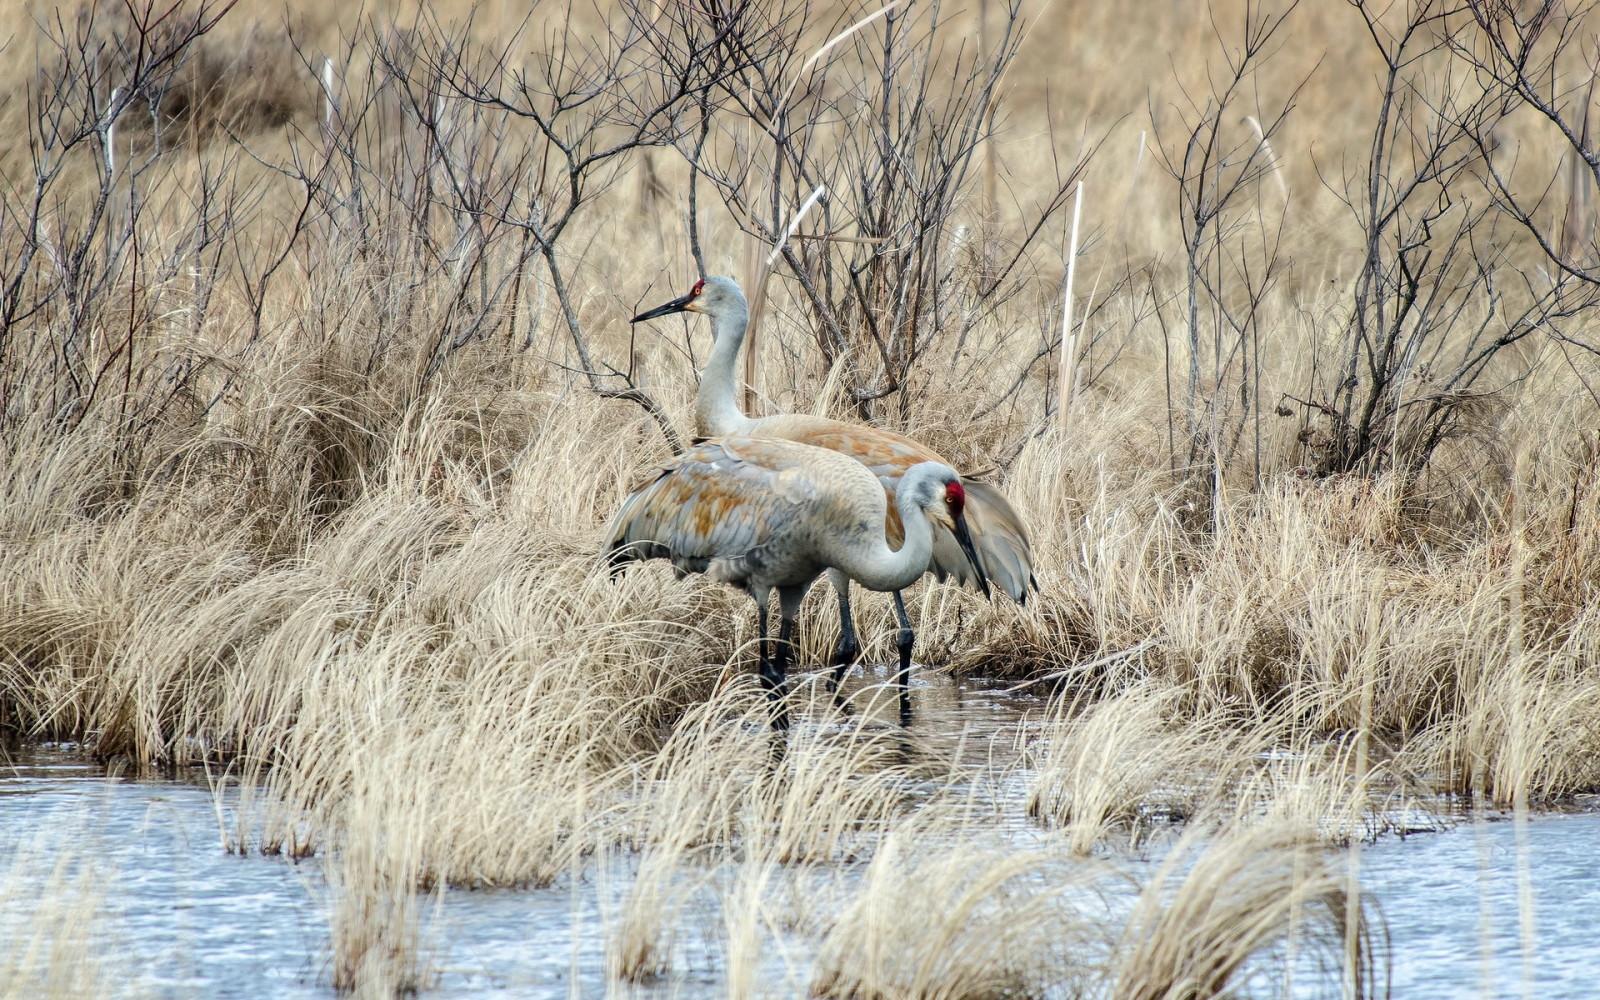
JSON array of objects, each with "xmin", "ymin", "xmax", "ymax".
[
  {"xmin": 602, "ymin": 435, "xmax": 989, "ymax": 729},
  {"xmin": 632, "ymin": 276, "xmax": 1036, "ymax": 717}
]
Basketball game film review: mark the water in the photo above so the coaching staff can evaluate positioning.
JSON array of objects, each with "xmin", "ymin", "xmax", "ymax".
[
  {"xmin": 4, "ymin": 679, "xmax": 1599, "ymax": 999},
  {"xmin": 1357, "ymin": 811, "xmax": 1600, "ymax": 999}
]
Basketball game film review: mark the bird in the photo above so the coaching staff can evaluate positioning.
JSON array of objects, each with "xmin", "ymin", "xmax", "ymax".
[
  {"xmin": 631, "ymin": 275, "xmax": 1035, "ymax": 716},
  {"xmin": 601, "ymin": 435, "xmax": 989, "ymax": 729}
]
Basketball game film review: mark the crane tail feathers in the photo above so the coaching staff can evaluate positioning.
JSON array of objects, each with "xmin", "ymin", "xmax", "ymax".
[{"xmin": 927, "ymin": 480, "xmax": 1037, "ymax": 603}]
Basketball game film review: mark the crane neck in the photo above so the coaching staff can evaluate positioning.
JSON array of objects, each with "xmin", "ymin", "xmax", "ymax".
[
  {"xmin": 839, "ymin": 476, "xmax": 939, "ymax": 594},
  {"xmin": 696, "ymin": 302, "xmax": 756, "ymax": 438}
]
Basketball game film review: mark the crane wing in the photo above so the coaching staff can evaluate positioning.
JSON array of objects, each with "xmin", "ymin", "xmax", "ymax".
[{"xmin": 600, "ymin": 439, "xmax": 820, "ymax": 585}]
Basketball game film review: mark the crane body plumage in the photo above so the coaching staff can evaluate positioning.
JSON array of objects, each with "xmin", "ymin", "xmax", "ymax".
[
  {"xmin": 632, "ymin": 276, "xmax": 1035, "ymax": 720},
  {"xmin": 603, "ymin": 435, "xmax": 984, "ymax": 729}
]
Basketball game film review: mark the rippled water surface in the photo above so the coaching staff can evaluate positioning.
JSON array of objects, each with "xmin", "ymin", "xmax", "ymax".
[{"xmin": 3, "ymin": 674, "xmax": 1597, "ymax": 999}]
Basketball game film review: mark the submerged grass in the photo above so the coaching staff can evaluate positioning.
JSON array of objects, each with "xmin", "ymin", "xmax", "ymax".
[{"xmin": 0, "ymin": 833, "xmax": 120, "ymax": 1000}]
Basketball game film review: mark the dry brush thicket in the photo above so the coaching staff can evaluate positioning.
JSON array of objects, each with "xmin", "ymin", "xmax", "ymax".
[{"xmin": 2, "ymin": 0, "xmax": 1599, "ymax": 995}]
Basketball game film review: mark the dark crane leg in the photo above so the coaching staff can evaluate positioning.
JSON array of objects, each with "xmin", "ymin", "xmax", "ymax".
[
  {"xmin": 892, "ymin": 591, "xmax": 915, "ymax": 727},
  {"xmin": 827, "ymin": 569, "xmax": 861, "ymax": 699},
  {"xmin": 754, "ymin": 600, "xmax": 790, "ymax": 731}
]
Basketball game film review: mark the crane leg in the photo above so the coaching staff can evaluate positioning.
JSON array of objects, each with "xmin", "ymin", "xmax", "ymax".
[
  {"xmin": 766, "ymin": 616, "xmax": 796, "ymax": 731},
  {"xmin": 754, "ymin": 603, "xmax": 790, "ymax": 731},
  {"xmin": 827, "ymin": 569, "xmax": 860, "ymax": 700},
  {"xmin": 755, "ymin": 601, "xmax": 770, "ymax": 676},
  {"xmin": 892, "ymin": 591, "xmax": 915, "ymax": 727}
]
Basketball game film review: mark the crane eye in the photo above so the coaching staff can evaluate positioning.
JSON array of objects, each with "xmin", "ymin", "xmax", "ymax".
[
  {"xmin": 691, "ymin": 278, "xmax": 706, "ymax": 296},
  {"xmin": 944, "ymin": 480, "xmax": 966, "ymax": 514}
]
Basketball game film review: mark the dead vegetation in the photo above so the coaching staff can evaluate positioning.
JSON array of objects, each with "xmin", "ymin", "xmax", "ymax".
[{"xmin": 1, "ymin": 0, "xmax": 1598, "ymax": 995}]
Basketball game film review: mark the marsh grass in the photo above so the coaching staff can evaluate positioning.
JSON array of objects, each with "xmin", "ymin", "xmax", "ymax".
[
  {"xmin": 1108, "ymin": 823, "xmax": 1378, "ymax": 1000},
  {"xmin": 0, "ymin": 805, "xmax": 152, "ymax": 1000},
  {"xmin": 808, "ymin": 829, "xmax": 1102, "ymax": 1000},
  {"xmin": 0, "ymin": 0, "xmax": 1598, "ymax": 995}
]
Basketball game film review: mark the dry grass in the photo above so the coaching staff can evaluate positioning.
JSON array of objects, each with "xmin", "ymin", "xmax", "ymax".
[
  {"xmin": 807, "ymin": 828, "xmax": 1101, "ymax": 1000},
  {"xmin": 0, "ymin": 0, "xmax": 1596, "ymax": 995},
  {"xmin": 1107, "ymin": 822, "xmax": 1376, "ymax": 1000},
  {"xmin": 0, "ymin": 816, "xmax": 132, "ymax": 1000}
]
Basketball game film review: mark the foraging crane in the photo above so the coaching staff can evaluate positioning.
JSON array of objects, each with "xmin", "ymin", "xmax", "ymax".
[
  {"xmin": 602, "ymin": 435, "xmax": 989, "ymax": 729},
  {"xmin": 632, "ymin": 276, "xmax": 1035, "ymax": 713}
]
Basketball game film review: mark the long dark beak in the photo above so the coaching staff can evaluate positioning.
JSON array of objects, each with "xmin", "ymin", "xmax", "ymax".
[
  {"xmin": 951, "ymin": 512, "xmax": 992, "ymax": 600},
  {"xmin": 631, "ymin": 292, "xmax": 696, "ymax": 324}
]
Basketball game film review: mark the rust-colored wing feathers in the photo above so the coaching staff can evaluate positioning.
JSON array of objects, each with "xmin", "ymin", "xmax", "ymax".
[
  {"xmin": 750, "ymin": 415, "xmax": 941, "ymax": 483},
  {"xmin": 604, "ymin": 440, "xmax": 782, "ymax": 579},
  {"xmin": 607, "ymin": 419, "xmax": 1036, "ymax": 603},
  {"xmin": 602, "ymin": 438, "xmax": 833, "ymax": 588}
]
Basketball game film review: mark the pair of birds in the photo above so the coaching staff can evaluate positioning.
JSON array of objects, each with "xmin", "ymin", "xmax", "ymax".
[{"xmin": 602, "ymin": 276, "xmax": 1036, "ymax": 729}]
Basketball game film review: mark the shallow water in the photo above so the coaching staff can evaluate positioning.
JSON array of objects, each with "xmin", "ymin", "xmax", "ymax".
[
  {"xmin": 3, "ymin": 675, "xmax": 1598, "ymax": 999},
  {"xmin": 1357, "ymin": 811, "xmax": 1600, "ymax": 999}
]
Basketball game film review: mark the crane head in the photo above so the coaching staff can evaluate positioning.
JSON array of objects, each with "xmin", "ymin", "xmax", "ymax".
[
  {"xmin": 631, "ymin": 276, "xmax": 747, "ymax": 326},
  {"xmin": 631, "ymin": 278, "xmax": 708, "ymax": 323},
  {"xmin": 944, "ymin": 479, "xmax": 966, "ymax": 519},
  {"xmin": 911, "ymin": 468, "xmax": 990, "ymax": 600}
]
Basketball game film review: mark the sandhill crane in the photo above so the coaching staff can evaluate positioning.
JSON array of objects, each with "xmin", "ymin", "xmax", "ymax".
[
  {"xmin": 602, "ymin": 435, "xmax": 989, "ymax": 729},
  {"xmin": 632, "ymin": 276, "xmax": 1036, "ymax": 712}
]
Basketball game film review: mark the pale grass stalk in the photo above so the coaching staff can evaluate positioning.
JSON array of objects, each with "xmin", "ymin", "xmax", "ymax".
[
  {"xmin": 774, "ymin": 2, "xmax": 906, "ymax": 116},
  {"xmin": 607, "ymin": 839, "xmax": 708, "ymax": 983},
  {"xmin": 720, "ymin": 858, "xmax": 780, "ymax": 1000},
  {"xmin": 742, "ymin": 183, "xmax": 826, "ymax": 414},
  {"xmin": 1074, "ymin": 130, "xmax": 1147, "ymax": 371},
  {"xmin": 1342, "ymin": 585, "xmax": 1379, "ymax": 992},
  {"xmin": 1108, "ymin": 822, "xmax": 1377, "ymax": 1000},
  {"xmin": 103, "ymin": 87, "xmax": 120, "ymax": 177},
  {"xmin": 1559, "ymin": 64, "xmax": 1596, "ymax": 262},
  {"xmin": 1508, "ymin": 451, "xmax": 1536, "ymax": 1000},
  {"xmin": 1057, "ymin": 179, "xmax": 1084, "ymax": 430},
  {"xmin": 0, "ymin": 830, "xmax": 120, "ymax": 1000},
  {"xmin": 740, "ymin": 0, "xmax": 902, "ymax": 414},
  {"xmin": 1242, "ymin": 113, "xmax": 1290, "ymax": 207},
  {"xmin": 321, "ymin": 57, "xmax": 336, "ymax": 131},
  {"xmin": 979, "ymin": 0, "xmax": 996, "ymax": 229}
]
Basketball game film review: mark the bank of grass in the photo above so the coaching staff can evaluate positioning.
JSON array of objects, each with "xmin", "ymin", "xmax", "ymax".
[{"xmin": 0, "ymin": 0, "xmax": 1598, "ymax": 995}]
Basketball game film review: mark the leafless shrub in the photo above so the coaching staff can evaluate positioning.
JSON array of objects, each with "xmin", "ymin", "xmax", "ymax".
[
  {"xmin": 659, "ymin": 0, "xmax": 1088, "ymax": 424},
  {"xmin": 50, "ymin": 1, "xmax": 316, "ymax": 144},
  {"xmin": 1149, "ymin": 1, "xmax": 1306, "ymax": 493},
  {"xmin": 1287, "ymin": 0, "xmax": 1600, "ymax": 477}
]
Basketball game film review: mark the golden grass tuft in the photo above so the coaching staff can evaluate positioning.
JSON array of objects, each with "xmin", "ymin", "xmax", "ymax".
[
  {"xmin": 808, "ymin": 828, "xmax": 1099, "ymax": 1000},
  {"xmin": 1107, "ymin": 823, "xmax": 1379, "ymax": 1000}
]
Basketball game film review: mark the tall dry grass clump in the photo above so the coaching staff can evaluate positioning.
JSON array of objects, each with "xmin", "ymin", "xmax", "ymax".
[
  {"xmin": 1107, "ymin": 823, "xmax": 1380, "ymax": 1000},
  {"xmin": 807, "ymin": 828, "xmax": 1100, "ymax": 1000}
]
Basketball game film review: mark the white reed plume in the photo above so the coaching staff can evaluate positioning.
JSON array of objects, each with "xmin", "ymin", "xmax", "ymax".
[
  {"xmin": 1243, "ymin": 114, "xmax": 1289, "ymax": 207},
  {"xmin": 1057, "ymin": 180, "xmax": 1084, "ymax": 430},
  {"xmin": 103, "ymin": 87, "xmax": 121, "ymax": 176},
  {"xmin": 322, "ymin": 57, "xmax": 337, "ymax": 132}
]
